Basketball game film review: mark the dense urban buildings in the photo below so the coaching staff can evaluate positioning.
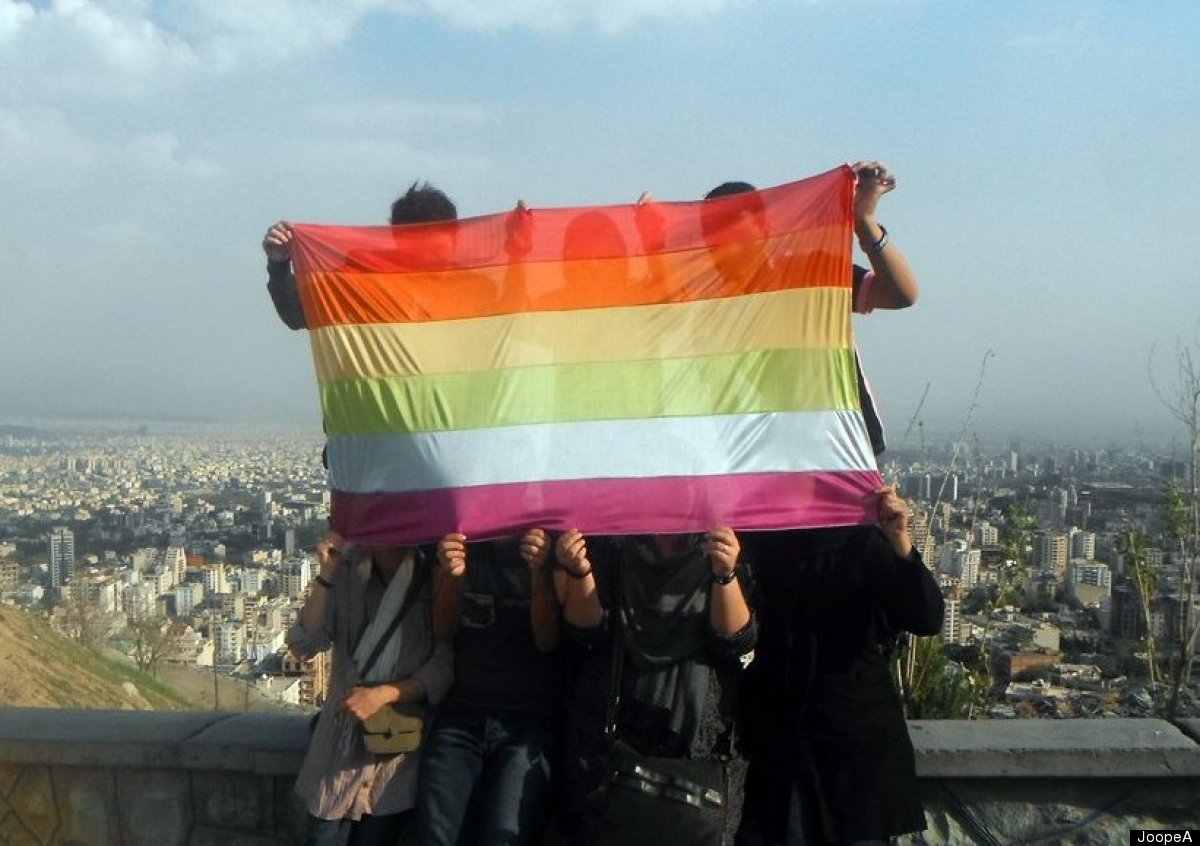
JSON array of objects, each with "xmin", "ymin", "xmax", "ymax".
[{"xmin": 0, "ymin": 422, "xmax": 1196, "ymax": 717}]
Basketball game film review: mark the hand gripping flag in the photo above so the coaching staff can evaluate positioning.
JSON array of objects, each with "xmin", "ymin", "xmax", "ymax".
[{"xmin": 291, "ymin": 165, "xmax": 882, "ymax": 544}]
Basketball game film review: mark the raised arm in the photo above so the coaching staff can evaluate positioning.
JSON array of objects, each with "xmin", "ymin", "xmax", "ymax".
[
  {"xmin": 286, "ymin": 532, "xmax": 342, "ymax": 657},
  {"xmin": 262, "ymin": 220, "xmax": 308, "ymax": 330},
  {"xmin": 872, "ymin": 486, "xmax": 944, "ymax": 636},
  {"xmin": 851, "ymin": 162, "xmax": 918, "ymax": 311},
  {"xmin": 520, "ymin": 528, "xmax": 561, "ymax": 652},
  {"xmin": 704, "ymin": 526, "xmax": 752, "ymax": 636},
  {"xmin": 433, "ymin": 532, "xmax": 467, "ymax": 641},
  {"xmin": 554, "ymin": 529, "xmax": 603, "ymax": 629}
]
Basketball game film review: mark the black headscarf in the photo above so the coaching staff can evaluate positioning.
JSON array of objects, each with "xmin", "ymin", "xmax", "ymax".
[{"xmin": 602, "ymin": 534, "xmax": 719, "ymax": 756}]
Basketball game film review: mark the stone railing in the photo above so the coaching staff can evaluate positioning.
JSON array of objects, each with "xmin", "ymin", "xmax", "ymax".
[{"xmin": 0, "ymin": 710, "xmax": 1198, "ymax": 845}]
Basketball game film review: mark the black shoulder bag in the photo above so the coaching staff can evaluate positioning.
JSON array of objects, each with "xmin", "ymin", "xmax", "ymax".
[{"xmin": 578, "ymin": 557, "xmax": 731, "ymax": 846}]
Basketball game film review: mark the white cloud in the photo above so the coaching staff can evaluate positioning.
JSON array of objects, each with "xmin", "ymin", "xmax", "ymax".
[
  {"xmin": 0, "ymin": 0, "xmax": 35, "ymax": 40},
  {"xmin": 161, "ymin": 0, "xmax": 401, "ymax": 66},
  {"xmin": 418, "ymin": 0, "xmax": 753, "ymax": 33},
  {"xmin": 0, "ymin": 0, "xmax": 755, "ymax": 105},
  {"xmin": 0, "ymin": 108, "xmax": 220, "ymax": 179},
  {"xmin": 0, "ymin": 0, "xmax": 200, "ymax": 99}
]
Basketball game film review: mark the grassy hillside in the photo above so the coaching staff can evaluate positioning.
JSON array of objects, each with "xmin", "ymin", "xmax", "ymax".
[{"xmin": 0, "ymin": 604, "xmax": 191, "ymax": 710}]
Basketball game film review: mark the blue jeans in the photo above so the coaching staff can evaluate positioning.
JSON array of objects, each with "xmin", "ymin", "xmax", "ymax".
[
  {"xmin": 415, "ymin": 707, "xmax": 558, "ymax": 846},
  {"xmin": 306, "ymin": 810, "xmax": 410, "ymax": 846}
]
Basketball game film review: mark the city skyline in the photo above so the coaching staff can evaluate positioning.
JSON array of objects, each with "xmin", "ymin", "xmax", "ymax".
[
  {"xmin": 2, "ymin": 1, "xmax": 1198, "ymax": 443},
  {"xmin": 2, "ymin": 418, "xmax": 1194, "ymax": 720}
]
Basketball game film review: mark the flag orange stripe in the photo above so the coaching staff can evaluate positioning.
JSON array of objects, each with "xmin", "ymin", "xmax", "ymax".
[{"xmin": 297, "ymin": 237, "xmax": 848, "ymax": 328}]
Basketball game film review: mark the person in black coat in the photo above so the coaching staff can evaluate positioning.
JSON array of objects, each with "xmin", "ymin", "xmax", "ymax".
[{"xmin": 738, "ymin": 487, "xmax": 943, "ymax": 846}]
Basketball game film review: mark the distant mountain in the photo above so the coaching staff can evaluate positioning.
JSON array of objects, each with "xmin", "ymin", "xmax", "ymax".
[{"xmin": 0, "ymin": 605, "xmax": 190, "ymax": 710}]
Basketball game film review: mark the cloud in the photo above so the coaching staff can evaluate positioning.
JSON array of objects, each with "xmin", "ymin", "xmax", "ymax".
[
  {"xmin": 160, "ymin": 0, "xmax": 401, "ymax": 66},
  {"xmin": 417, "ymin": 0, "xmax": 754, "ymax": 33},
  {"xmin": 0, "ymin": 107, "xmax": 219, "ymax": 182},
  {"xmin": 0, "ymin": 0, "xmax": 200, "ymax": 99},
  {"xmin": 0, "ymin": 0, "xmax": 755, "ymax": 105},
  {"xmin": 0, "ymin": 0, "xmax": 34, "ymax": 39}
]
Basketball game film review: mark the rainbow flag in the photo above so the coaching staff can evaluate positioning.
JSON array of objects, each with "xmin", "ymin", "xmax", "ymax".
[{"xmin": 292, "ymin": 165, "xmax": 881, "ymax": 544}]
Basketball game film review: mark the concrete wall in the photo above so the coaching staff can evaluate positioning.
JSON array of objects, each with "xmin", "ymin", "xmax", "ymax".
[{"xmin": 0, "ymin": 710, "xmax": 1198, "ymax": 845}]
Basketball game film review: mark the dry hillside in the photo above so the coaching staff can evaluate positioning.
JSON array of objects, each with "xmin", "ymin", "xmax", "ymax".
[{"xmin": 0, "ymin": 604, "xmax": 189, "ymax": 710}]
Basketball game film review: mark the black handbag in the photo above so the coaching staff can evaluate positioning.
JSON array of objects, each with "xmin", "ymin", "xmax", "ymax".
[{"xmin": 578, "ymin": 559, "xmax": 731, "ymax": 846}]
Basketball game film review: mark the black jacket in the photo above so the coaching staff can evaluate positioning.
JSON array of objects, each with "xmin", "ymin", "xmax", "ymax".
[
  {"xmin": 267, "ymin": 261, "xmax": 307, "ymax": 330},
  {"xmin": 739, "ymin": 527, "xmax": 943, "ymax": 844}
]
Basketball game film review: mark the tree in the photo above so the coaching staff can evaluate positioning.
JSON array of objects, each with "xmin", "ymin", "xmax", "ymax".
[
  {"xmin": 126, "ymin": 604, "xmax": 186, "ymax": 676},
  {"xmin": 1116, "ymin": 528, "xmax": 1158, "ymax": 687},
  {"xmin": 901, "ymin": 636, "xmax": 979, "ymax": 719},
  {"xmin": 1150, "ymin": 339, "xmax": 1200, "ymax": 717},
  {"xmin": 998, "ymin": 502, "xmax": 1036, "ymax": 593},
  {"xmin": 61, "ymin": 578, "xmax": 109, "ymax": 649},
  {"xmin": 1164, "ymin": 481, "xmax": 1198, "ymax": 717}
]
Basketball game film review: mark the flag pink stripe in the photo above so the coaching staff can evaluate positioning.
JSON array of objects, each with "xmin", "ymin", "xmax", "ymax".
[{"xmin": 329, "ymin": 470, "xmax": 884, "ymax": 545}]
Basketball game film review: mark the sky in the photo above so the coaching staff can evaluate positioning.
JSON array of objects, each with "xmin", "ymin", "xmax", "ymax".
[{"xmin": 2, "ymin": 0, "xmax": 1198, "ymax": 450}]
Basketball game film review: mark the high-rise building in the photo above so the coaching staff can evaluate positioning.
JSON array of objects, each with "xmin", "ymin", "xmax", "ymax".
[
  {"xmin": 174, "ymin": 582, "xmax": 205, "ymax": 616},
  {"xmin": 901, "ymin": 473, "xmax": 932, "ymax": 502},
  {"xmin": 216, "ymin": 621, "xmax": 246, "ymax": 664},
  {"xmin": 938, "ymin": 539, "xmax": 982, "ymax": 591},
  {"xmin": 162, "ymin": 546, "xmax": 188, "ymax": 585},
  {"xmin": 974, "ymin": 521, "xmax": 999, "ymax": 549},
  {"xmin": 1036, "ymin": 532, "xmax": 1069, "ymax": 576},
  {"xmin": 1069, "ymin": 529, "xmax": 1096, "ymax": 561},
  {"xmin": 959, "ymin": 549, "xmax": 981, "ymax": 591},
  {"xmin": 203, "ymin": 562, "xmax": 229, "ymax": 595},
  {"xmin": 48, "ymin": 526, "xmax": 75, "ymax": 589},
  {"xmin": 282, "ymin": 557, "xmax": 312, "ymax": 600},
  {"xmin": 909, "ymin": 513, "xmax": 932, "ymax": 558},
  {"xmin": 0, "ymin": 559, "xmax": 20, "ymax": 592},
  {"xmin": 283, "ymin": 648, "xmax": 331, "ymax": 708},
  {"xmin": 1068, "ymin": 560, "xmax": 1112, "ymax": 600},
  {"xmin": 241, "ymin": 568, "xmax": 267, "ymax": 596},
  {"xmin": 942, "ymin": 597, "xmax": 963, "ymax": 645}
]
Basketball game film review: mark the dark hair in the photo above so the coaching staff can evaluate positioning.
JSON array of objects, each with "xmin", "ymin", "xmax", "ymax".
[
  {"xmin": 389, "ymin": 181, "xmax": 457, "ymax": 225},
  {"xmin": 700, "ymin": 180, "xmax": 766, "ymax": 242},
  {"xmin": 562, "ymin": 211, "xmax": 626, "ymax": 260},
  {"xmin": 704, "ymin": 181, "xmax": 757, "ymax": 200}
]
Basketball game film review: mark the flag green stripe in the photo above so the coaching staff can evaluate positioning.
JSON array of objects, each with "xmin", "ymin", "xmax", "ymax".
[{"xmin": 320, "ymin": 347, "xmax": 859, "ymax": 435}]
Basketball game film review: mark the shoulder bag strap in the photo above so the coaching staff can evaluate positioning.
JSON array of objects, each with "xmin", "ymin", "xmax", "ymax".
[{"xmin": 358, "ymin": 550, "xmax": 429, "ymax": 681}]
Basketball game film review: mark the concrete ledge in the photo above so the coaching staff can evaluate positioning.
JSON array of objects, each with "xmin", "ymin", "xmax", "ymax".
[
  {"xmin": 2, "ymin": 710, "xmax": 1199, "ymax": 781},
  {"xmin": 1175, "ymin": 718, "xmax": 1200, "ymax": 746},
  {"xmin": 1, "ymin": 710, "xmax": 1198, "ymax": 843},
  {"xmin": 909, "ymin": 718, "xmax": 1200, "ymax": 778},
  {"xmin": 0, "ymin": 709, "xmax": 230, "ymax": 769},
  {"xmin": 180, "ymin": 713, "xmax": 309, "ymax": 776}
]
